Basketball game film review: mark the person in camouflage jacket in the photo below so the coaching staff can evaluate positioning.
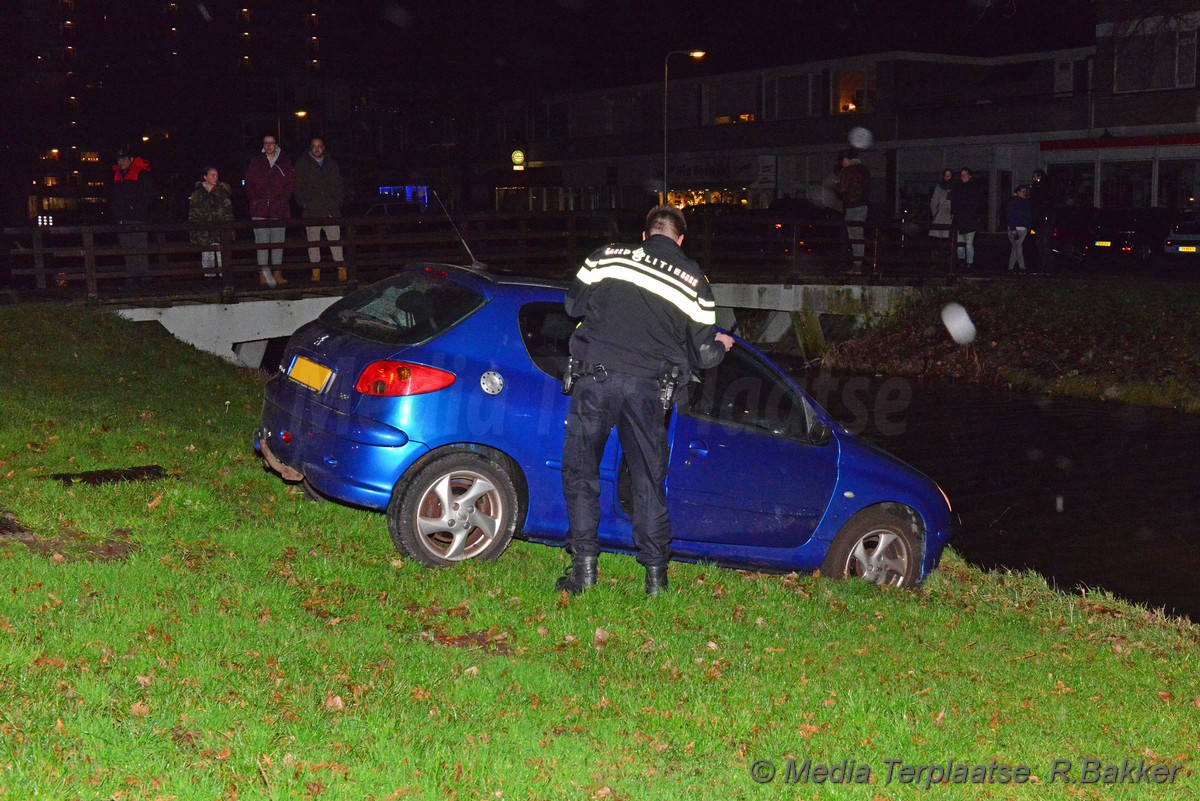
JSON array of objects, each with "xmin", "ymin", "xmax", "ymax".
[{"xmin": 188, "ymin": 166, "xmax": 234, "ymax": 277}]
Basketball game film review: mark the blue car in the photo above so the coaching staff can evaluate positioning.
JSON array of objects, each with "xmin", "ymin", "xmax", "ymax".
[{"xmin": 254, "ymin": 264, "xmax": 953, "ymax": 586}]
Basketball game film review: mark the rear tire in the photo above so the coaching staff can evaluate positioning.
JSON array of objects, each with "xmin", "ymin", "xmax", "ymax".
[
  {"xmin": 387, "ymin": 451, "xmax": 520, "ymax": 567},
  {"xmin": 821, "ymin": 508, "xmax": 921, "ymax": 587}
]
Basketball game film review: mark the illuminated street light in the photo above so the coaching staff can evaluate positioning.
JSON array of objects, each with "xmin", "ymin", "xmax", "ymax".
[{"xmin": 663, "ymin": 50, "xmax": 705, "ymax": 205}]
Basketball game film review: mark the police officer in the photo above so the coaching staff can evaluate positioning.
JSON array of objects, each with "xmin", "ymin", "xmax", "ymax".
[{"xmin": 558, "ymin": 206, "xmax": 734, "ymax": 596}]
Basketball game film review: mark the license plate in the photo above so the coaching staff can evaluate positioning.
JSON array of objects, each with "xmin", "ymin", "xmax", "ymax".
[
  {"xmin": 1094, "ymin": 240, "xmax": 1111, "ymax": 247},
  {"xmin": 1181, "ymin": 246, "xmax": 1197, "ymax": 253},
  {"xmin": 287, "ymin": 355, "xmax": 333, "ymax": 392}
]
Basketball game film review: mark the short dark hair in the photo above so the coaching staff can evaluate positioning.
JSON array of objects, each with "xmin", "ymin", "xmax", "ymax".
[
  {"xmin": 645, "ymin": 205, "xmax": 686, "ymax": 238},
  {"xmin": 1033, "ymin": 168, "xmax": 1047, "ymax": 180}
]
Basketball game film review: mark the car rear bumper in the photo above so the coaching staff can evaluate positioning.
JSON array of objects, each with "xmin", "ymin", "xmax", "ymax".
[{"xmin": 255, "ymin": 396, "xmax": 428, "ymax": 510}]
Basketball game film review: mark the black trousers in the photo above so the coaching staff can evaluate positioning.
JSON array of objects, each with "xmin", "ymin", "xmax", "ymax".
[{"xmin": 561, "ymin": 371, "xmax": 671, "ymax": 568}]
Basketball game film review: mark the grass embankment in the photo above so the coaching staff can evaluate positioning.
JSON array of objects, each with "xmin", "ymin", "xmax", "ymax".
[
  {"xmin": 0, "ymin": 305, "xmax": 1198, "ymax": 799},
  {"xmin": 824, "ymin": 278, "xmax": 1200, "ymax": 414}
]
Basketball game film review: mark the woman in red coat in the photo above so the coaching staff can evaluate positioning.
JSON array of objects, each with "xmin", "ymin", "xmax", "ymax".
[{"xmin": 244, "ymin": 135, "xmax": 295, "ymax": 287}]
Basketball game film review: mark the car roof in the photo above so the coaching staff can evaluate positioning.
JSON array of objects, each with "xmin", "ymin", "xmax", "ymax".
[{"xmin": 404, "ymin": 262, "xmax": 568, "ymax": 293}]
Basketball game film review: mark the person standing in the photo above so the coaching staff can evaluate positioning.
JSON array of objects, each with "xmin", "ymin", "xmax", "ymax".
[
  {"xmin": 293, "ymin": 137, "xmax": 347, "ymax": 283},
  {"xmin": 837, "ymin": 150, "xmax": 870, "ymax": 271},
  {"xmin": 1029, "ymin": 168, "xmax": 1055, "ymax": 269},
  {"xmin": 1007, "ymin": 184, "xmax": 1032, "ymax": 272},
  {"xmin": 929, "ymin": 169, "xmax": 953, "ymax": 263},
  {"xmin": 188, "ymin": 166, "xmax": 233, "ymax": 278},
  {"xmin": 110, "ymin": 148, "xmax": 157, "ymax": 279},
  {"xmin": 951, "ymin": 167, "xmax": 985, "ymax": 270},
  {"xmin": 559, "ymin": 206, "xmax": 733, "ymax": 596},
  {"xmin": 244, "ymin": 135, "xmax": 294, "ymax": 287}
]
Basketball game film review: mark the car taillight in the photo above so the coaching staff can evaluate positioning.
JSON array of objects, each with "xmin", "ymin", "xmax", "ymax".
[{"xmin": 354, "ymin": 361, "xmax": 455, "ymax": 397}]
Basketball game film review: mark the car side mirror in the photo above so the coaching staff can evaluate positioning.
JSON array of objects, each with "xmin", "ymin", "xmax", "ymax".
[{"xmin": 808, "ymin": 419, "xmax": 832, "ymax": 446}]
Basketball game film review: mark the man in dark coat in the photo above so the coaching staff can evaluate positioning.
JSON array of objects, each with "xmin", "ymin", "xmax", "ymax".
[
  {"xmin": 951, "ymin": 167, "xmax": 985, "ymax": 269},
  {"xmin": 1029, "ymin": 168, "xmax": 1057, "ymax": 269},
  {"xmin": 837, "ymin": 150, "xmax": 870, "ymax": 271},
  {"xmin": 110, "ymin": 149, "xmax": 157, "ymax": 277},
  {"xmin": 293, "ymin": 137, "xmax": 346, "ymax": 283}
]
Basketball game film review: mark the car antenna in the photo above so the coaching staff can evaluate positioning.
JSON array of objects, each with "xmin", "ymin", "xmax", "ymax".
[{"xmin": 431, "ymin": 189, "xmax": 487, "ymax": 271}]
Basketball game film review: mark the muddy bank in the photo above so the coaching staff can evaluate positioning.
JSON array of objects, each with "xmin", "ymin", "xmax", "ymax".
[{"xmin": 818, "ymin": 279, "xmax": 1200, "ymax": 414}]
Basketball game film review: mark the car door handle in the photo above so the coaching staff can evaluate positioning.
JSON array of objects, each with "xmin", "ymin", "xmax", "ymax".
[{"xmin": 687, "ymin": 440, "xmax": 709, "ymax": 457}]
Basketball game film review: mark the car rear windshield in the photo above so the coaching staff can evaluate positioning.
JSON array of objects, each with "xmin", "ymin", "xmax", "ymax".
[{"xmin": 318, "ymin": 270, "xmax": 486, "ymax": 346}]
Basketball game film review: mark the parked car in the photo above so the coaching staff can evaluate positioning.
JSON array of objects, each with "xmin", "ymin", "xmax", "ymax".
[
  {"xmin": 1163, "ymin": 206, "xmax": 1200, "ymax": 258},
  {"xmin": 1043, "ymin": 204, "xmax": 1098, "ymax": 262},
  {"xmin": 1082, "ymin": 207, "xmax": 1171, "ymax": 263},
  {"xmin": 254, "ymin": 264, "xmax": 954, "ymax": 586},
  {"xmin": 762, "ymin": 198, "xmax": 845, "ymax": 260}
]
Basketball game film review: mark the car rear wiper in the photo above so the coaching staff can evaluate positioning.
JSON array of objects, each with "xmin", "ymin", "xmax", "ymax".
[{"xmin": 336, "ymin": 309, "xmax": 395, "ymax": 331}]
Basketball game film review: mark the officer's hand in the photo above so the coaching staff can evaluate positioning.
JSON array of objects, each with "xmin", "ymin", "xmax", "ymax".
[{"xmin": 714, "ymin": 332, "xmax": 734, "ymax": 351}]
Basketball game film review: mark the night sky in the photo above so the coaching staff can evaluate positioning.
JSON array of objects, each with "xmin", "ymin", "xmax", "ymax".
[{"xmin": 341, "ymin": 0, "xmax": 1097, "ymax": 97}]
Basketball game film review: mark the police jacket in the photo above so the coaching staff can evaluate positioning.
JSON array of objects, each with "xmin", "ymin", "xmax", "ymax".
[{"xmin": 564, "ymin": 233, "xmax": 726, "ymax": 379}]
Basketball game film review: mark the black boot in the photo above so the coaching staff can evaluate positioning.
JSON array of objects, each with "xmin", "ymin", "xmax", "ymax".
[
  {"xmin": 644, "ymin": 564, "xmax": 669, "ymax": 596},
  {"xmin": 555, "ymin": 556, "xmax": 597, "ymax": 595}
]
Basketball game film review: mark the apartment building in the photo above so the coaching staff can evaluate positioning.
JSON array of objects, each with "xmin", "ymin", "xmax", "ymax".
[{"xmin": 489, "ymin": 0, "xmax": 1200, "ymax": 230}]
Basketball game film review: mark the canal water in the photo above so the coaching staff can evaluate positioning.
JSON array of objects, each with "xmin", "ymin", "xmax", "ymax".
[{"xmin": 792, "ymin": 368, "xmax": 1200, "ymax": 621}]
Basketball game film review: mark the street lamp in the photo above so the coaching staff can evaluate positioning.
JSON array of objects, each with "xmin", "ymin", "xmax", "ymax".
[{"xmin": 663, "ymin": 49, "xmax": 705, "ymax": 205}]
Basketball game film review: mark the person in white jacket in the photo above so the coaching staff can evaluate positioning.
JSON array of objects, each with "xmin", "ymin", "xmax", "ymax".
[{"xmin": 929, "ymin": 169, "xmax": 953, "ymax": 243}]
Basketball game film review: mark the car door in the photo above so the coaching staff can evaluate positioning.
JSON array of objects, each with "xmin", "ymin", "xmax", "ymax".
[{"xmin": 665, "ymin": 346, "xmax": 839, "ymax": 548}]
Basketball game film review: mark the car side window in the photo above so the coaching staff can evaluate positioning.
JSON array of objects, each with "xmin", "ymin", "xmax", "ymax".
[
  {"xmin": 681, "ymin": 347, "xmax": 811, "ymax": 439},
  {"xmin": 518, "ymin": 302, "xmax": 575, "ymax": 378}
]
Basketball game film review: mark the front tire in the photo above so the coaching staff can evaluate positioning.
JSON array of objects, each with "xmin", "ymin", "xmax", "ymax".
[
  {"xmin": 821, "ymin": 509, "xmax": 921, "ymax": 587},
  {"xmin": 387, "ymin": 451, "xmax": 520, "ymax": 567}
]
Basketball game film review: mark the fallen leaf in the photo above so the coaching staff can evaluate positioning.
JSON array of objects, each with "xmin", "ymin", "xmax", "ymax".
[
  {"xmin": 137, "ymin": 674, "xmax": 152, "ymax": 688},
  {"xmin": 593, "ymin": 628, "xmax": 610, "ymax": 648},
  {"xmin": 147, "ymin": 494, "xmax": 162, "ymax": 509},
  {"xmin": 323, "ymin": 693, "xmax": 345, "ymax": 712},
  {"xmin": 131, "ymin": 701, "xmax": 150, "ymax": 717}
]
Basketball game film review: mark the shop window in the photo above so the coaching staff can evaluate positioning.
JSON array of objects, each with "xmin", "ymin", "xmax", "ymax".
[
  {"xmin": 1048, "ymin": 163, "xmax": 1096, "ymax": 207},
  {"xmin": 1099, "ymin": 161, "xmax": 1151, "ymax": 208},
  {"xmin": 706, "ymin": 77, "xmax": 758, "ymax": 126},
  {"xmin": 774, "ymin": 74, "xmax": 813, "ymax": 120},
  {"xmin": 1114, "ymin": 29, "xmax": 1197, "ymax": 92},
  {"xmin": 1158, "ymin": 160, "xmax": 1200, "ymax": 210},
  {"xmin": 832, "ymin": 69, "xmax": 876, "ymax": 114}
]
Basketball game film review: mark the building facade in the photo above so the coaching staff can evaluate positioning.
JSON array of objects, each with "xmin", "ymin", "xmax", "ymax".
[{"xmin": 487, "ymin": 0, "xmax": 1200, "ymax": 230}]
